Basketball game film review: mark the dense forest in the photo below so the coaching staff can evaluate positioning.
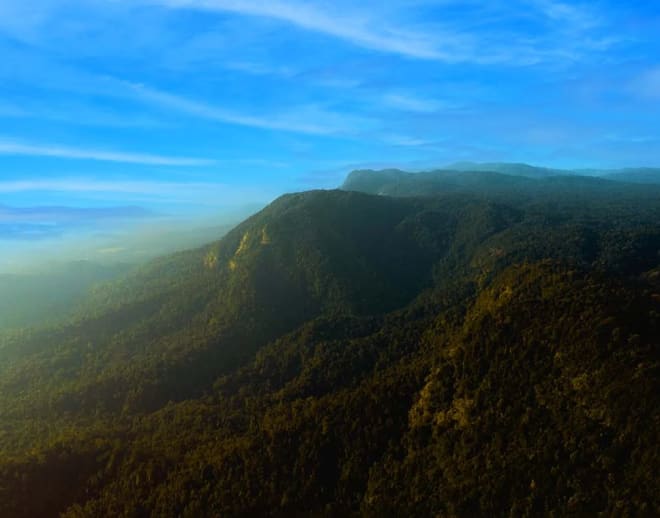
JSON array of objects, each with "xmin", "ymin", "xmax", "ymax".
[{"xmin": 0, "ymin": 168, "xmax": 659, "ymax": 517}]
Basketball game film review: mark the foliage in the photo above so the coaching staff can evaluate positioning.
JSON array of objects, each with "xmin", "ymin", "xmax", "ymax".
[{"xmin": 0, "ymin": 173, "xmax": 659, "ymax": 517}]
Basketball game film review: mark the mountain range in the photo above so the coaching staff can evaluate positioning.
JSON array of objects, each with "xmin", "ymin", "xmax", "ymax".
[
  {"xmin": 0, "ymin": 165, "xmax": 658, "ymax": 517},
  {"xmin": 444, "ymin": 161, "xmax": 660, "ymax": 182}
]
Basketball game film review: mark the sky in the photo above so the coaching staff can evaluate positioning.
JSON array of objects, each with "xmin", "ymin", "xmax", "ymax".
[{"xmin": 1, "ymin": 0, "xmax": 659, "ymax": 267}]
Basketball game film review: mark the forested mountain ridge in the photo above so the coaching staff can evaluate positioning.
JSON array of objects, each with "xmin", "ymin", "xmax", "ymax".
[
  {"xmin": 446, "ymin": 161, "xmax": 660, "ymax": 182},
  {"xmin": 342, "ymin": 166, "xmax": 660, "ymax": 200},
  {"xmin": 343, "ymin": 162, "xmax": 660, "ymax": 187},
  {"xmin": 0, "ymin": 171, "xmax": 659, "ymax": 517}
]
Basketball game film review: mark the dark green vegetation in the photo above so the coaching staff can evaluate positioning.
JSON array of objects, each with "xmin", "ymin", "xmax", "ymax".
[{"xmin": 1, "ymin": 169, "xmax": 659, "ymax": 517}]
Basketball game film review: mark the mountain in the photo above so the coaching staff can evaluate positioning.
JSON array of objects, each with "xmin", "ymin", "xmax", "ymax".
[
  {"xmin": 0, "ymin": 173, "xmax": 659, "ymax": 517},
  {"xmin": 343, "ymin": 162, "xmax": 660, "ymax": 190},
  {"xmin": 444, "ymin": 161, "xmax": 568, "ymax": 178},
  {"xmin": 342, "ymin": 166, "xmax": 660, "ymax": 204},
  {"xmin": 600, "ymin": 168, "xmax": 660, "ymax": 184},
  {"xmin": 0, "ymin": 191, "xmax": 507, "ymax": 419},
  {"xmin": 445, "ymin": 161, "xmax": 660, "ymax": 183}
]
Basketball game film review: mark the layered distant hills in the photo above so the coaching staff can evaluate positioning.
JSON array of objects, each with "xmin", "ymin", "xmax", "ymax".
[
  {"xmin": 445, "ymin": 161, "xmax": 660, "ymax": 182},
  {"xmin": 0, "ymin": 166, "xmax": 658, "ymax": 517},
  {"xmin": 343, "ymin": 163, "xmax": 660, "ymax": 197}
]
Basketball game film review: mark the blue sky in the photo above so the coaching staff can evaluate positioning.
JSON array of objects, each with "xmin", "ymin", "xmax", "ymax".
[{"xmin": 1, "ymin": 0, "xmax": 659, "ymax": 259}]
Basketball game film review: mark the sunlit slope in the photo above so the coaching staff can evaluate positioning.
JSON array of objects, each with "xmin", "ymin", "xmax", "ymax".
[
  {"xmin": 2, "ymin": 190, "xmax": 502, "ymax": 418},
  {"xmin": 364, "ymin": 263, "xmax": 659, "ymax": 516},
  {"xmin": 2, "ymin": 262, "xmax": 657, "ymax": 517}
]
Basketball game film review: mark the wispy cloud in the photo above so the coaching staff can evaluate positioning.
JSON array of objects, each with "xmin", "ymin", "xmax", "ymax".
[
  {"xmin": 0, "ymin": 100, "xmax": 166, "ymax": 128},
  {"xmin": 157, "ymin": 0, "xmax": 450, "ymax": 60},
  {"xmin": 0, "ymin": 224, "xmax": 64, "ymax": 241},
  {"xmin": 0, "ymin": 205, "xmax": 152, "ymax": 223},
  {"xmin": 0, "ymin": 204, "xmax": 154, "ymax": 242},
  {"xmin": 0, "ymin": 178, "xmax": 220, "ymax": 195},
  {"xmin": 531, "ymin": 0, "xmax": 599, "ymax": 30},
  {"xmin": 225, "ymin": 61, "xmax": 297, "ymax": 78},
  {"xmin": 382, "ymin": 93, "xmax": 455, "ymax": 113},
  {"xmin": 126, "ymin": 81, "xmax": 367, "ymax": 135},
  {"xmin": 147, "ymin": 0, "xmax": 619, "ymax": 66},
  {"xmin": 381, "ymin": 134, "xmax": 437, "ymax": 147},
  {"xmin": 629, "ymin": 67, "xmax": 660, "ymax": 100},
  {"xmin": 226, "ymin": 61, "xmax": 363, "ymax": 89},
  {"xmin": 0, "ymin": 139, "xmax": 214, "ymax": 166},
  {"xmin": 0, "ymin": 177, "xmax": 280, "ymax": 207}
]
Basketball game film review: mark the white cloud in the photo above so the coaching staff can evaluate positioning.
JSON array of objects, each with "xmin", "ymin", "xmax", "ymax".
[
  {"xmin": 0, "ymin": 177, "xmax": 279, "ymax": 212},
  {"xmin": 126, "ymin": 81, "xmax": 367, "ymax": 135},
  {"xmin": 0, "ymin": 178, "xmax": 184, "ymax": 194},
  {"xmin": 224, "ymin": 61, "xmax": 296, "ymax": 78},
  {"xmin": 144, "ymin": 0, "xmax": 617, "ymax": 65},
  {"xmin": 532, "ymin": 0, "xmax": 598, "ymax": 29},
  {"xmin": 381, "ymin": 134, "xmax": 436, "ymax": 147},
  {"xmin": 0, "ymin": 139, "xmax": 214, "ymax": 166},
  {"xmin": 156, "ymin": 0, "xmax": 450, "ymax": 60},
  {"xmin": 382, "ymin": 93, "xmax": 455, "ymax": 113},
  {"xmin": 630, "ymin": 67, "xmax": 660, "ymax": 100},
  {"xmin": 0, "ymin": 176, "xmax": 279, "ymax": 203},
  {"xmin": 0, "ymin": 100, "xmax": 165, "ymax": 128},
  {"xmin": 0, "ymin": 178, "xmax": 239, "ymax": 196}
]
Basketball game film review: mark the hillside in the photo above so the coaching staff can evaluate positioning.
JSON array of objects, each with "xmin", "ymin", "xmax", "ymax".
[{"xmin": 0, "ymin": 174, "xmax": 658, "ymax": 517}]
